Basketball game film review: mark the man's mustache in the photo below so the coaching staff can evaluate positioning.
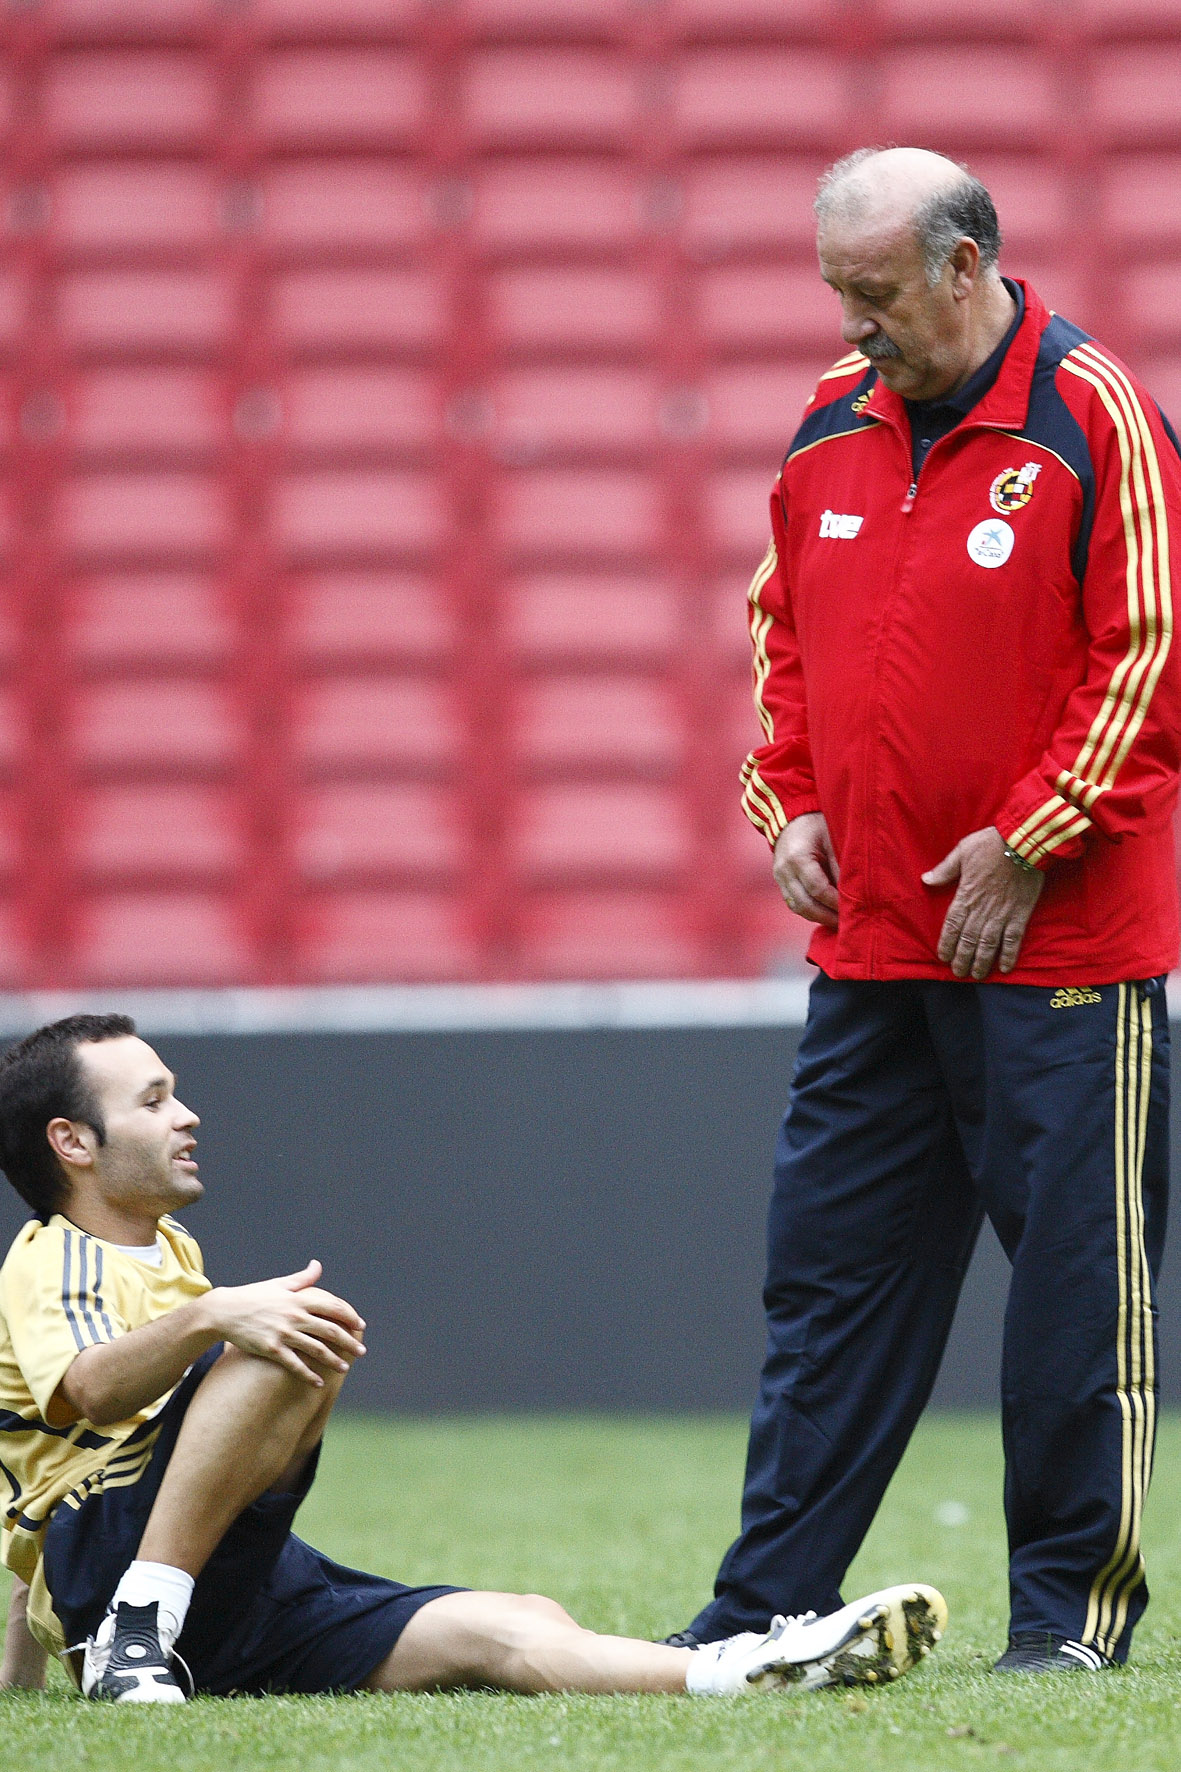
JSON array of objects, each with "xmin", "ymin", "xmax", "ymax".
[{"xmin": 862, "ymin": 334, "xmax": 903, "ymax": 361}]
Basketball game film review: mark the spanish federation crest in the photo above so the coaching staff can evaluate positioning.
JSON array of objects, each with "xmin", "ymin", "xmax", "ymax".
[{"xmin": 990, "ymin": 461, "xmax": 1042, "ymax": 514}]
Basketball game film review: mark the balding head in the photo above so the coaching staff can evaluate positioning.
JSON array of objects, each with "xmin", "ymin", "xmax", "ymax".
[
  {"xmin": 816, "ymin": 148, "xmax": 1001, "ymax": 287},
  {"xmin": 813, "ymin": 147, "xmax": 1014, "ymax": 402}
]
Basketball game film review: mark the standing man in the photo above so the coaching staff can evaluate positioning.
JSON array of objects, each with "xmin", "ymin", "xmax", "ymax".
[{"xmin": 672, "ymin": 148, "xmax": 1181, "ymax": 1672}]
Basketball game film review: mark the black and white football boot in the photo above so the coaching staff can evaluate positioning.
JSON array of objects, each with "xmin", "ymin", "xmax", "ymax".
[
  {"xmin": 993, "ymin": 1633, "xmax": 1112, "ymax": 1674},
  {"xmin": 81, "ymin": 1600, "xmax": 188, "ymax": 1703},
  {"xmin": 685, "ymin": 1583, "xmax": 948, "ymax": 1694}
]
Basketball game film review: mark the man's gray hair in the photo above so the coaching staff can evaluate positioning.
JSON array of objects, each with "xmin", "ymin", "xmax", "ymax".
[{"xmin": 815, "ymin": 149, "xmax": 1003, "ymax": 286}]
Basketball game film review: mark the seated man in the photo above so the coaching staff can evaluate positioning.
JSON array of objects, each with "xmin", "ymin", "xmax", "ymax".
[{"xmin": 0, "ymin": 1014, "xmax": 947, "ymax": 1703}]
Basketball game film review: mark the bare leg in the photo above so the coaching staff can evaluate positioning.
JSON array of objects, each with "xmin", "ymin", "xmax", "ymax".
[
  {"xmin": 364, "ymin": 1592, "xmax": 693, "ymax": 1696},
  {"xmin": 136, "ymin": 1345, "xmax": 347, "ymax": 1577}
]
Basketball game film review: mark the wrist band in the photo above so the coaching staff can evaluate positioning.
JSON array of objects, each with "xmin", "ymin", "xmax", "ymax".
[{"xmin": 1002, "ymin": 842, "xmax": 1038, "ymax": 875}]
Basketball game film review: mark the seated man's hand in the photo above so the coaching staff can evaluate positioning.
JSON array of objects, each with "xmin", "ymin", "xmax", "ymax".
[{"xmin": 206, "ymin": 1260, "xmax": 367, "ymax": 1385}]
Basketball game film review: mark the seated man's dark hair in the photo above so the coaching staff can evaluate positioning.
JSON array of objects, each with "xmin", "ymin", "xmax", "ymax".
[{"xmin": 0, "ymin": 1014, "xmax": 137, "ymax": 1219}]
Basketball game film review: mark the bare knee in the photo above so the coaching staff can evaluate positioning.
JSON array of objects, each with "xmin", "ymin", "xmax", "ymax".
[
  {"xmin": 365, "ymin": 1591, "xmax": 582, "ymax": 1693},
  {"xmin": 514, "ymin": 1594, "xmax": 578, "ymax": 1628},
  {"xmin": 214, "ymin": 1344, "xmax": 349, "ymax": 1403}
]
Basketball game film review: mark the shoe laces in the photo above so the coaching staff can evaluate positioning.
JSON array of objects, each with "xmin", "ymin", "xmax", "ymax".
[{"xmin": 768, "ymin": 1611, "xmax": 818, "ymax": 1636}]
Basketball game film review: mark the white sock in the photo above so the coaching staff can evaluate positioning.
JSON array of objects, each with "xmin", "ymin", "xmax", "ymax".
[
  {"xmin": 109, "ymin": 1561, "xmax": 195, "ymax": 1646},
  {"xmin": 684, "ymin": 1641, "xmax": 728, "ymax": 1695}
]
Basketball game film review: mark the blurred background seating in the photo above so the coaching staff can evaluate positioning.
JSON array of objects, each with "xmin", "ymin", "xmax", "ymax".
[{"xmin": 2, "ymin": 0, "xmax": 1175, "ymax": 985}]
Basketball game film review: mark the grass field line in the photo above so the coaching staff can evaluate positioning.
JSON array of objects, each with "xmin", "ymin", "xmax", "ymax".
[{"xmin": 4, "ymin": 1412, "xmax": 1181, "ymax": 1771}]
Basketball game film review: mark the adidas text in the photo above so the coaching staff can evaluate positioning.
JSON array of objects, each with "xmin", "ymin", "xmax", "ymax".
[{"xmin": 1049, "ymin": 987, "xmax": 1102, "ymax": 1008}]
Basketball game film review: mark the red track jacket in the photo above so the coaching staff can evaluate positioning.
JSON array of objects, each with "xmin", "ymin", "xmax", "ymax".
[{"xmin": 741, "ymin": 282, "xmax": 1181, "ymax": 984}]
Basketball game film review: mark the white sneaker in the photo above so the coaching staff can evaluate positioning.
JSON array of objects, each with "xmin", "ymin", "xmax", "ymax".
[
  {"xmin": 81, "ymin": 1600, "xmax": 187, "ymax": 1703},
  {"xmin": 686, "ymin": 1583, "xmax": 948, "ymax": 1694}
]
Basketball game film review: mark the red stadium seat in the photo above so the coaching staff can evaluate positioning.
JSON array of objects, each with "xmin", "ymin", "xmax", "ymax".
[
  {"xmin": 67, "ymin": 574, "xmax": 234, "ymax": 668},
  {"xmin": 730, "ymin": 802, "xmax": 775, "ymax": 886},
  {"xmin": 293, "ymin": 783, "xmax": 465, "ymax": 880},
  {"xmin": 458, "ymin": 0, "xmax": 633, "ymax": 30},
  {"xmin": 273, "ymin": 269, "xmax": 445, "ymax": 354},
  {"xmin": 68, "ymin": 682, "xmax": 245, "ymax": 775},
  {"xmin": 496, "ymin": 469, "xmax": 660, "ymax": 558},
  {"xmin": 1138, "ymin": 358, "xmax": 1181, "ymax": 432},
  {"xmin": 510, "ymin": 783, "xmax": 691, "ymax": 879},
  {"xmin": 56, "ymin": 271, "xmax": 232, "ymax": 356},
  {"xmin": 671, "ymin": 50, "xmax": 849, "ymax": 147},
  {"xmin": 72, "ymin": 785, "xmax": 245, "ymax": 882},
  {"xmin": 43, "ymin": 53, "xmax": 216, "ymax": 150},
  {"xmin": 1092, "ymin": 49, "xmax": 1181, "ymax": 144},
  {"xmin": 0, "ymin": 269, "xmax": 21, "ymax": 356},
  {"xmin": 0, "ymin": 797, "xmax": 20, "ymax": 881},
  {"xmin": 291, "ymin": 675, "xmax": 462, "ymax": 774},
  {"xmin": 0, "ymin": 594, "xmax": 20, "ymax": 676},
  {"xmin": 737, "ymin": 884, "xmax": 812, "ymax": 974},
  {"xmin": 271, "ymin": 471, "xmax": 443, "ymax": 559},
  {"xmin": 251, "ymin": 50, "xmax": 428, "ymax": 147},
  {"xmin": 1101, "ymin": 156, "xmax": 1181, "ymax": 244},
  {"xmin": 472, "ymin": 160, "xmax": 641, "ymax": 251},
  {"xmin": 288, "ymin": 573, "xmax": 455, "ymax": 665},
  {"xmin": 513, "ymin": 675, "xmax": 685, "ymax": 774},
  {"xmin": 0, "ymin": 691, "xmax": 23, "ymax": 779},
  {"xmin": 51, "ymin": 164, "xmax": 220, "ymax": 252},
  {"xmin": 679, "ymin": 156, "xmax": 828, "ymax": 257},
  {"xmin": 697, "ymin": 266, "xmax": 843, "ymax": 353},
  {"xmin": 59, "ymin": 473, "xmax": 228, "ymax": 561},
  {"xmin": 517, "ymin": 890, "xmax": 703, "ymax": 979},
  {"xmin": 1006, "ymin": 261, "xmax": 1088, "ymax": 332},
  {"xmin": 259, "ymin": 161, "xmax": 428, "ymax": 252},
  {"xmin": 70, "ymin": 370, "xmax": 222, "ymax": 457},
  {"xmin": 0, "ymin": 899, "xmax": 29, "ymax": 989},
  {"xmin": 879, "ymin": 48, "xmax": 1058, "ymax": 144},
  {"xmin": 969, "ymin": 158, "xmax": 1071, "ymax": 256},
  {"xmin": 463, "ymin": 50, "xmax": 636, "ymax": 148},
  {"xmin": 1078, "ymin": 0, "xmax": 1181, "ymax": 28},
  {"xmin": 489, "ymin": 269, "xmax": 659, "ymax": 353},
  {"xmin": 253, "ymin": 0, "xmax": 422, "ymax": 32},
  {"xmin": 0, "ymin": 62, "xmax": 14, "ymax": 138},
  {"xmin": 708, "ymin": 467, "xmax": 776, "ymax": 561},
  {"xmin": 297, "ymin": 889, "xmax": 479, "ymax": 982},
  {"xmin": 877, "ymin": 0, "xmax": 1048, "ymax": 30},
  {"xmin": 710, "ymin": 572, "xmax": 762, "ymax": 670},
  {"xmin": 76, "ymin": 892, "xmax": 256, "ymax": 987},
  {"xmin": 284, "ymin": 369, "xmax": 436, "ymax": 453},
  {"xmin": 505, "ymin": 573, "xmax": 681, "ymax": 663},
  {"xmin": 51, "ymin": 0, "xmax": 212, "ymax": 39},
  {"xmin": 705, "ymin": 363, "xmax": 829, "ymax": 456},
  {"xmin": 669, "ymin": 0, "xmax": 838, "ymax": 28},
  {"xmin": 490, "ymin": 369, "xmax": 658, "ymax": 454},
  {"xmin": 723, "ymin": 674, "xmax": 769, "ymax": 774}
]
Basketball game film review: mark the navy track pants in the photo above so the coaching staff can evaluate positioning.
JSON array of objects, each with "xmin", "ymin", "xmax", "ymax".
[{"xmin": 689, "ymin": 972, "xmax": 1169, "ymax": 1661}]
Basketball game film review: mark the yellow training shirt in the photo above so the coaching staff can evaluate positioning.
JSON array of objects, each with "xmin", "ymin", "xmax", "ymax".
[{"xmin": 0, "ymin": 1212, "xmax": 211, "ymax": 1644}]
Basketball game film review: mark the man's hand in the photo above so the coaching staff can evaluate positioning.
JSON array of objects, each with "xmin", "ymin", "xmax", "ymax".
[
  {"xmin": 922, "ymin": 826, "xmax": 1044, "ymax": 980},
  {"xmin": 206, "ymin": 1260, "xmax": 367, "ymax": 1386},
  {"xmin": 57, "ymin": 1259, "xmax": 367, "ymax": 1425},
  {"xmin": 772, "ymin": 812, "xmax": 840, "ymax": 929}
]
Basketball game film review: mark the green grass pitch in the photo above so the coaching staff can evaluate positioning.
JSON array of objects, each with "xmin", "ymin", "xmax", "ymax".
[{"xmin": 4, "ymin": 1412, "xmax": 1181, "ymax": 1770}]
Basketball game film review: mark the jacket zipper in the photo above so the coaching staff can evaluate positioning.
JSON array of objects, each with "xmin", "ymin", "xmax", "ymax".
[{"xmin": 867, "ymin": 453, "xmax": 923, "ymax": 964}]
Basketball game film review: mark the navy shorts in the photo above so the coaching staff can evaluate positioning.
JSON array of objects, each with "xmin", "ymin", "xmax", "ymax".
[{"xmin": 43, "ymin": 1348, "xmax": 463, "ymax": 1695}]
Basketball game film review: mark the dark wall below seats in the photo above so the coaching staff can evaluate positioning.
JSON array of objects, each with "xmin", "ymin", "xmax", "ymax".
[{"xmin": 0, "ymin": 1024, "xmax": 1174, "ymax": 1411}]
